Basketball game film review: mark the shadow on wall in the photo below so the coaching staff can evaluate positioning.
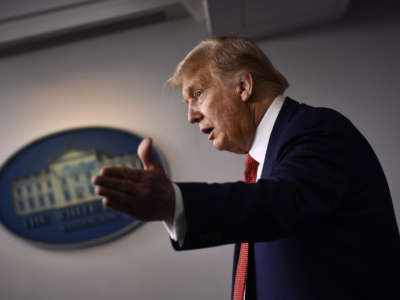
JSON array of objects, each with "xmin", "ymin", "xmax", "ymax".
[
  {"xmin": 258, "ymin": 0, "xmax": 400, "ymax": 42},
  {"xmin": 347, "ymin": 0, "xmax": 400, "ymax": 24}
]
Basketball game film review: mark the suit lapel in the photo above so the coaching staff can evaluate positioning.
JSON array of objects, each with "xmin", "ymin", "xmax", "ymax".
[{"xmin": 261, "ymin": 97, "xmax": 300, "ymax": 178}]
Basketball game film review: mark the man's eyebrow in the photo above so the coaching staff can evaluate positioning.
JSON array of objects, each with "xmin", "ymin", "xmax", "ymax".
[{"xmin": 182, "ymin": 83, "xmax": 200, "ymax": 103}]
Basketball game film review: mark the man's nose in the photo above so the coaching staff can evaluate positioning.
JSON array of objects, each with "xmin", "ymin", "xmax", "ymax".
[{"xmin": 188, "ymin": 104, "xmax": 202, "ymax": 124}]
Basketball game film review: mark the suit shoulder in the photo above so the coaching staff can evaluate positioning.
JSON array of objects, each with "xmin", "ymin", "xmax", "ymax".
[{"xmin": 288, "ymin": 103, "xmax": 352, "ymax": 133}]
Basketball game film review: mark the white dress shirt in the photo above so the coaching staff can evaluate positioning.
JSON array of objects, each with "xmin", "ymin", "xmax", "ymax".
[{"xmin": 164, "ymin": 95, "xmax": 286, "ymax": 246}]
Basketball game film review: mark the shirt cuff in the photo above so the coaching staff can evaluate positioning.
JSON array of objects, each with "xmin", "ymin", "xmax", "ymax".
[{"xmin": 163, "ymin": 182, "xmax": 187, "ymax": 247}]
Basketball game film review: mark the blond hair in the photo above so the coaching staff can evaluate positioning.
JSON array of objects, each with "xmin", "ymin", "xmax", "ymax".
[{"xmin": 168, "ymin": 36, "xmax": 289, "ymax": 96}]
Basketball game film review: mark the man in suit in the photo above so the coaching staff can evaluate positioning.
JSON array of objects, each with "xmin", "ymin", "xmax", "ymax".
[{"xmin": 92, "ymin": 37, "xmax": 400, "ymax": 299}]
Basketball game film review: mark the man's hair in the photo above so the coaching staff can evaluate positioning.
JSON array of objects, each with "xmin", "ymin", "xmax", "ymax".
[{"xmin": 168, "ymin": 36, "xmax": 289, "ymax": 96}]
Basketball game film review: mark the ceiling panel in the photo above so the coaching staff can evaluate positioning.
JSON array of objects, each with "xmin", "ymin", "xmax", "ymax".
[{"xmin": 0, "ymin": 0, "xmax": 90, "ymax": 22}]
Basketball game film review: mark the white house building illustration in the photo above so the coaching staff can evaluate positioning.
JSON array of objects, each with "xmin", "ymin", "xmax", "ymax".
[{"xmin": 11, "ymin": 149, "xmax": 142, "ymax": 216}]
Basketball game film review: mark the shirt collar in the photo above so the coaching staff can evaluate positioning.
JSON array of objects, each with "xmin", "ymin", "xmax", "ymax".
[{"xmin": 249, "ymin": 95, "xmax": 285, "ymax": 179}]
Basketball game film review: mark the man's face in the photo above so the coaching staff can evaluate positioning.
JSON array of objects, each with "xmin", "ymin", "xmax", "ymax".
[{"xmin": 181, "ymin": 68, "xmax": 255, "ymax": 154}]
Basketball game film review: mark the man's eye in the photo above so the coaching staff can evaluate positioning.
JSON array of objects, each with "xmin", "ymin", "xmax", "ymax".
[{"xmin": 195, "ymin": 90, "xmax": 202, "ymax": 98}]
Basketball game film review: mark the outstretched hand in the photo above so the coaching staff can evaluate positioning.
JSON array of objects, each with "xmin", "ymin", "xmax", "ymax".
[{"xmin": 92, "ymin": 137, "xmax": 175, "ymax": 224}]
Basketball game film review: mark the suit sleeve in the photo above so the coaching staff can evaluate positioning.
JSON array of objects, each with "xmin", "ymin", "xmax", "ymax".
[{"xmin": 173, "ymin": 112, "xmax": 358, "ymax": 250}]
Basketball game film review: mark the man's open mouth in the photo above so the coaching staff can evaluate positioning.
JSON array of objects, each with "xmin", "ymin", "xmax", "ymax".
[
  {"xmin": 202, "ymin": 128, "xmax": 214, "ymax": 135},
  {"xmin": 201, "ymin": 127, "xmax": 215, "ymax": 140}
]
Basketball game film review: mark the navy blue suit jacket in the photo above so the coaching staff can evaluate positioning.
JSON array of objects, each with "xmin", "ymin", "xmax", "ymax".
[{"xmin": 173, "ymin": 98, "xmax": 400, "ymax": 299}]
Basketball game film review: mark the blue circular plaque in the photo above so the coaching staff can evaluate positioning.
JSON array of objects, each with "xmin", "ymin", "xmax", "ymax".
[{"xmin": 0, "ymin": 127, "xmax": 166, "ymax": 249}]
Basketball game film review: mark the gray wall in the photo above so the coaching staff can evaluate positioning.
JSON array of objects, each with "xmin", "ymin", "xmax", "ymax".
[{"xmin": 0, "ymin": 6, "xmax": 399, "ymax": 300}]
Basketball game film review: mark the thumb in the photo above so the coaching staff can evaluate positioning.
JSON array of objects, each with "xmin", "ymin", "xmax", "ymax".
[{"xmin": 138, "ymin": 137, "xmax": 162, "ymax": 171}]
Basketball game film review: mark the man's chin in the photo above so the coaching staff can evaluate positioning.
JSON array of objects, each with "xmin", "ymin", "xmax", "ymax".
[
  {"xmin": 212, "ymin": 139, "xmax": 247, "ymax": 154},
  {"xmin": 212, "ymin": 139, "xmax": 237, "ymax": 153},
  {"xmin": 212, "ymin": 139, "xmax": 225, "ymax": 151}
]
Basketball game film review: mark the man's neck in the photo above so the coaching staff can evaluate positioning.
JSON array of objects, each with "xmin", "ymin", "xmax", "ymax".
[{"xmin": 250, "ymin": 90, "xmax": 277, "ymax": 132}]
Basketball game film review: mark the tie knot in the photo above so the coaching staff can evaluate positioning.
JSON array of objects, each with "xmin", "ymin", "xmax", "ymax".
[{"xmin": 244, "ymin": 154, "xmax": 259, "ymax": 183}]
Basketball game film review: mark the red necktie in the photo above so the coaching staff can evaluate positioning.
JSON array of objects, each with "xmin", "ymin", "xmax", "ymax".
[{"xmin": 233, "ymin": 154, "xmax": 259, "ymax": 300}]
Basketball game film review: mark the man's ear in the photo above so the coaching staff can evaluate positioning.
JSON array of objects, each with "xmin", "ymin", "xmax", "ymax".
[{"xmin": 237, "ymin": 72, "xmax": 254, "ymax": 102}]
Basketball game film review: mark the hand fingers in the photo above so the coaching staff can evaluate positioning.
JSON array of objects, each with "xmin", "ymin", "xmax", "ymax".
[
  {"xmin": 98, "ymin": 166, "xmax": 144, "ymax": 181},
  {"xmin": 92, "ymin": 175, "xmax": 137, "ymax": 194},
  {"xmin": 138, "ymin": 137, "xmax": 163, "ymax": 171},
  {"xmin": 95, "ymin": 185, "xmax": 133, "ymax": 206}
]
